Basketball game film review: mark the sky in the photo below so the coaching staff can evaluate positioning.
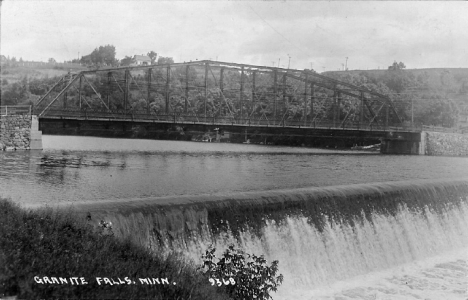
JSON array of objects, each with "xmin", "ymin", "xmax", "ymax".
[{"xmin": 1, "ymin": 1, "xmax": 468, "ymax": 72}]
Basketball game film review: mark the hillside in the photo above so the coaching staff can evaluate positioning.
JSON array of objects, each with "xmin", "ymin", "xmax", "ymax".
[
  {"xmin": 325, "ymin": 68, "xmax": 468, "ymax": 103},
  {"xmin": 324, "ymin": 67, "xmax": 468, "ymax": 128},
  {"xmin": 0, "ymin": 63, "xmax": 88, "ymax": 106},
  {"xmin": 1, "ymin": 64, "xmax": 87, "ymax": 84}
]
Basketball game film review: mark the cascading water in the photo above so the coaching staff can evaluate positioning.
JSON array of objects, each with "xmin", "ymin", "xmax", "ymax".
[
  {"xmin": 70, "ymin": 178, "xmax": 468, "ymax": 299},
  {"xmin": 182, "ymin": 202, "xmax": 468, "ymax": 298}
]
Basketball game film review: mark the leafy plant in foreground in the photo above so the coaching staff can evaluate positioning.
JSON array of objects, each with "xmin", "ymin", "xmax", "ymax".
[{"xmin": 201, "ymin": 245, "xmax": 283, "ymax": 300}]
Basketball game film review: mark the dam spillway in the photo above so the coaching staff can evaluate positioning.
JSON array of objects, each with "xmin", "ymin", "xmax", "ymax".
[{"xmin": 66, "ymin": 178, "xmax": 468, "ymax": 297}]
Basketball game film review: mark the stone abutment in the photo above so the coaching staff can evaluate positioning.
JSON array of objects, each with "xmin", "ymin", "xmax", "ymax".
[{"xmin": 0, "ymin": 115, "xmax": 42, "ymax": 150}]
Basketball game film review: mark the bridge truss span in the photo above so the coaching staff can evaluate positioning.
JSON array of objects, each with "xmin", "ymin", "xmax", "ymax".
[{"xmin": 35, "ymin": 60, "xmax": 403, "ymax": 131}]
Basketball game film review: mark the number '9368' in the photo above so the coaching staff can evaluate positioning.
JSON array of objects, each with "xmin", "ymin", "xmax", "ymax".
[{"xmin": 209, "ymin": 278, "xmax": 236, "ymax": 286}]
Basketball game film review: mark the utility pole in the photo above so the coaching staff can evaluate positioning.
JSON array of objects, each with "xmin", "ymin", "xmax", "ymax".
[
  {"xmin": 278, "ymin": 58, "xmax": 281, "ymax": 68},
  {"xmin": 287, "ymin": 54, "xmax": 291, "ymax": 69},
  {"xmin": 345, "ymin": 57, "xmax": 348, "ymax": 71},
  {"xmin": 204, "ymin": 62, "xmax": 208, "ymax": 121}
]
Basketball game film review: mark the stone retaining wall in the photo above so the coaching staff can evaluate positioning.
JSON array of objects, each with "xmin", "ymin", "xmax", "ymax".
[
  {"xmin": 425, "ymin": 131, "xmax": 468, "ymax": 156},
  {"xmin": 0, "ymin": 115, "xmax": 31, "ymax": 150}
]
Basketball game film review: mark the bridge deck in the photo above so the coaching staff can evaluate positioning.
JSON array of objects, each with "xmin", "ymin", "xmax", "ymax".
[{"xmin": 39, "ymin": 114, "xmax": 420, "ymax": 133}]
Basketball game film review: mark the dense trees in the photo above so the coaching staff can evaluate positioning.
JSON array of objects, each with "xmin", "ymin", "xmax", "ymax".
[
  {"xmin": 327, "ymin": 62, "xmax": 461, "ymax": 127},
  {"xmin": 80, "ymin": 45, "xmax": 117, "ymax": 67},
  {"xmin": 157, "ymin": 56, "xmax": 174, "ymax": 65},
  {"xmin": 78, "ymin": 46, "xmax": 171, "ymax": 67},
  {"xmin": 388, "ymin": 61, "xmax": 406, "ymax": 71},
  {"xmin": 1, "ymin": 77, "xmax": 31, "ymax": 105},
  {"xmin": 120, "ymin": 56, "xmax": 134, "ymax": 66},
  {"xmin": 147, "ymin": 51, "xmax": 157, "ymax": 64}
]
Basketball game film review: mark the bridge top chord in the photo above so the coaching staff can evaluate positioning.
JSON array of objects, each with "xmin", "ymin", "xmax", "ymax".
[{"xmin": 34, "ymin": 60, "xmax": 403, "ymax": 130}]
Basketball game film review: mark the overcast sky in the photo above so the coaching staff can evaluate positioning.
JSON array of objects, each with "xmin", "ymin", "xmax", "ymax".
[{"xmin": 2, "ymin": 1, "xmax": 468, "ymax": 71}]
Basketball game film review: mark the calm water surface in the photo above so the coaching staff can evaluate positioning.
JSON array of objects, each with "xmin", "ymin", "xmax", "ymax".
[{"xmin": 1, "ymin": 135, "xmax": 468, "ymax": 206}]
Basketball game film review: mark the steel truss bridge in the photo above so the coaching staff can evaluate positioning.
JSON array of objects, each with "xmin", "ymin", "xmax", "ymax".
[{"xmin": 35, "ymin": 60, "xmax": 405, "ymax": 131}]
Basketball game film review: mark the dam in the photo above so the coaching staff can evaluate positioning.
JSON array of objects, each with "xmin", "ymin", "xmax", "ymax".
[
  {"xmin": 58, "ymin": 178, "xmax": 468, "ymax": 299},
  {"xmin": 4, "ymin": 135, "xmax": 468, "ymax": 299}
]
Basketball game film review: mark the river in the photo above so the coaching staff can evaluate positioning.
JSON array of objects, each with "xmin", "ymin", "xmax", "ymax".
[
  {"xmin": 2, "ymin": 135, "xmax": 468, "ymax": 207},
  {"xmin": 1, "ymin": 135, "xmax": 468, "ymax": 299}
]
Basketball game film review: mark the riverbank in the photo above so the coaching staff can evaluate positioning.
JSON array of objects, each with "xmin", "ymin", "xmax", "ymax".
[{"xmin": 0, "ymin": 198, "xmax": 228, "ymax": 299}]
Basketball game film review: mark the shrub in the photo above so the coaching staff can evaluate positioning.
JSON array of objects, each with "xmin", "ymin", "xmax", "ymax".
[{"xmin": 201, "ymin": 244, "xmax": 283, "ymax": 300}]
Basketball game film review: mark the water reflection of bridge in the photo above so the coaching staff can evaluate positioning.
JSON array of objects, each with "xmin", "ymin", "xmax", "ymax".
[{"xmin": 34, "ymin": 60, "xmax": 425, "ymax": 153}]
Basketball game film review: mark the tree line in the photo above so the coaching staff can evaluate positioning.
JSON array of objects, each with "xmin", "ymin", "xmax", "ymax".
[
  {"xmin": 76, "ymin": 45, "xmax": 174, "ymax": 68},
  {"xmin": 1, "ymin": 47, "xmax": 465, "ymax": 128},
  {"xmin": 1, "ymin": 45, "xmax": 174, "ymax": 69},
  {"xmin": 325, "ymin": 61, "xmax": 463, "ymax": 128}
]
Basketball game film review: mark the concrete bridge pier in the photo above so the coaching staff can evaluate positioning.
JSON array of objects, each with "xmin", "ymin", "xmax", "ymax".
[
  {"xmin": 380, "ymin": 131, "xmax": 425, "ymax": 155},
  {"xmin": 30, "ymin": 115, "xmax": 43, "ymax": 150}
]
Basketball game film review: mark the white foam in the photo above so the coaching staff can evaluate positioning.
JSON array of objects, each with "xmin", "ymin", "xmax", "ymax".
[
  {"xmin": 183, "ymin": 202, "xmax": 468, "ymax": 299},
  {"xmin": 276, "ymin": 248, "xmax": 468, "ymax": 300}
]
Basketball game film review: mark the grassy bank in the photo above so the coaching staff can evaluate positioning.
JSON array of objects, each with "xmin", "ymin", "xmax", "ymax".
[{"xmin": 0, "ymin": 198, "xmax": 229, "ymax": 299}]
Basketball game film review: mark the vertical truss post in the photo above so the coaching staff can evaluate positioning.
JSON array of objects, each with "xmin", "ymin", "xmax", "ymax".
[
  {"xmin": 360, "ymin": 92, "xmax": 364, "ymax": 129},
  {"xmin": 220, "ymin": 67, "xmax": 224, "ymax": 93},
  {"xmin": 273, "ymin": 70, "xmax": 278, "ymax": 125},
  {"xmin": 124, "ymin": 69, "xmax": 130, "ymax": 112},
  {"xmin": 411, "ymin": 97, "xmax": 414, "ymax": 126},
  {"xmin": 107, "ymin": 72, "xmax": 112, "ymax": 110},
  {"xmin": 251, "ymin": 70, "xmax": 256, "ymax": 123},
  {"xmin": 185, "ymin": 65, "xmax": 189, "ymax": 113},
  {"xmin": 63, "ymin": 89, "xmax": 68, "ymax": 109},
  {"xmin": 63, "ymin": 73, "xmax": 70, "ymax": 109},
  {"xmin": 304, "ymin": 73, "xmax": 308, "ymax": 127},
  {"xmin": 166, "ymin": 65, "xmax": 170, "ymax": 114},
  {"xmin": 333, "ymin": 89, "xmax": 337, "ymax": 128},
  {"xmin": 204, "ymin": 62, "xmax": 208, "ymax": 122},
  {"xmin": 337, "ymin": 91, "xmax": 341, "ymax": 128},
  {"xmin": 147, "ymin": 68, "xmax": 152, "ymax": 115},
  {"xmin": 252, "ymin": 71, "xmax": 256, "ymax": 103},
  {"xmin": 240, "ymin": 66, "xmax": 244, "ymax": 123},
  {"xmin": 311, "ymin": 83, "xmax": 315, "ymax": 128},
  {"xmin": 385, "ymin": 104, "xmax": 389, "ymax": 129},
  {"xmin": 282, "ymin": 73, "xmax": 287, "ymax": 125},
  {"xmin": 79, "ymin": 75, "xmax": 83, "ymax": 109},
  {"xmin": 220, "ymin": 67, "xmax": 225, "ymax": 117}
]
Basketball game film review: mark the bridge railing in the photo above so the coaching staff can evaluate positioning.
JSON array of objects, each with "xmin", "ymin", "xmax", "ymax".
[
  {"xmin": 38, "ymin": 108, "xmax": 424, "ymax": 132},
  {"xmin": 0, "ymin": 105, "xmax": 32, "ymax": 117}
]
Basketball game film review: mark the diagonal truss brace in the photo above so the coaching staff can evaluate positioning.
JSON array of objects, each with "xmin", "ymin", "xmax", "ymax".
[
  {"xmin": 36, "ymin": 77, "xmax": 65, "ymax": 107},
  {"xmin": 285, "ymin": 72, "xmax": 393, "ymax": 126},
  {"xmin": 38, "ymin": 74, "xmax": 80, "ymax": 116},
  {"xmin": 82, "ymin": 75, "xmax": 111, "ymax": 111}
]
